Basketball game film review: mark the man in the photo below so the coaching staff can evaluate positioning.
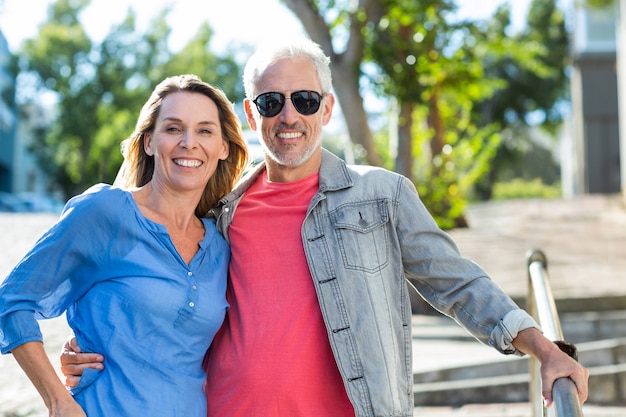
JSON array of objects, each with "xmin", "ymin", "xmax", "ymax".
[{"xmin": 62, "ymin": 39, "xmax": 588, "ymax": 416}]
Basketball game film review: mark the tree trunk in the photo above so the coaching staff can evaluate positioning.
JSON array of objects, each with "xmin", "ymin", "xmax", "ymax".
[
  {"xmin": 330, "ymin": 61, "xmax": 382, "ymax": 166},
  {"xmin": 282, "ymin": 0, "xmax": 383, "ymax": 167},
  {"xmin": 394, "ymin": 100, "xmax": 414, "ymax": 179},
  {"xmin": 427, "ymin": 88, "xmax": 445, "ymax": 159}
]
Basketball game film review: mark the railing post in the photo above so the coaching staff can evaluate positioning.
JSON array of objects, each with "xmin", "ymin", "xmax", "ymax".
[
  {"xmin": 526, "ymin": 249, "xmax": 585, "ymax": 417},
  {"xmin": 527, "ymin": 249, "xmax": 545, "ymax": 417}
]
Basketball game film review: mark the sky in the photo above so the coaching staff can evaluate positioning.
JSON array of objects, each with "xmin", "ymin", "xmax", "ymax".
[{"xmin": 0, "ymin": 0, "xmax": 540, "ymax": 54}]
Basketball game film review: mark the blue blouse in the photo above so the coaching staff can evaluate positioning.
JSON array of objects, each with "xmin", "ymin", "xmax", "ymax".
[{"xmin": 0, "ymin": 184, "xmax": 230, "ymax": 417}]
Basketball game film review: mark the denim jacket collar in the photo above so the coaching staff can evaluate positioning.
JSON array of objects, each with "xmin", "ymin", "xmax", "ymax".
[{"xmin": 317, "ymin": 148, "xmax": 353, "ymax": 193}]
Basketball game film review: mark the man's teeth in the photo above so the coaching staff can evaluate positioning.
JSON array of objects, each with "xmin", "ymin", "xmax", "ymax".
[
  {"xmin": 175, "ymin": 159, "xmax": 202, "ymax": 167},
  {"xmin": 278, "ymin": 132, "xmax": 301, "ymax": 139}
]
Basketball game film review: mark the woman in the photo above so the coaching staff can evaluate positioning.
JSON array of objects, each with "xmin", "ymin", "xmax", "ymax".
[{"xmin": 0, "ymin": 74, "xmax": 248, "ymax": 417}]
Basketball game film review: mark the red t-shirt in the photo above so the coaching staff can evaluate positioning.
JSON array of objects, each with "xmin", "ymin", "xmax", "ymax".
[{"xmin": 204, "ymin": 172, "xmax": 355, "ymax": 416}]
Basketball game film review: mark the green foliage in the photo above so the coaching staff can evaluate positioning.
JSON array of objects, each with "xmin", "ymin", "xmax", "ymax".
[
  {"xmin": 15, "ymin": 0, "xmax": 244, "ymax": 199},
  {"xmin": 416, "ymin": 168, "xmax": 467, "ymax": 230},
  {"xmin": 492, "ymin": 178, "xmax": 561, "ymax": 200},
  {"xmin": 584, "ymin": 0, "xmax": 616, "ymax": 8},
  {"xmin": 163, "ymin": 23, "xmax": 246, "ymax": 101},
  {"xmin": 477, "ymin": 0, "xmax": 570, "ymax": 130},
  {"xmin": 468, "ymin": 0, "xmax": 569, "ymax": 199},
  {"xmin": 411, "ymin": 102, "xmax": 503, "ymax": 229},
  {"xmin": 362, "ymin": 0, "xmax": 509, "ymax": 226},
  {"xmin": 284, "ymin": 0, "xmax": 570, "ymax": 227}
]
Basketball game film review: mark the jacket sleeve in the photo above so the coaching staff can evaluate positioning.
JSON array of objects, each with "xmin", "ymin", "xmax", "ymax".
[{"xmin": 395, "ymin": 176, "xmax": 539, "ymax": 355}]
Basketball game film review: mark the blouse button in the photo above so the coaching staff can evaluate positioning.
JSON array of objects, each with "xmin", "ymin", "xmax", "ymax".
[
  {"xmin": 188, "ymin": 301, "xmax": 195, "ymax": 308},
  {"xmin": 192, "ymin": 285, "xmax": 197, "ymax": 291},
  {"xmin": 187, "ymin": 271, "xmax": 193, "ymax": 277}
]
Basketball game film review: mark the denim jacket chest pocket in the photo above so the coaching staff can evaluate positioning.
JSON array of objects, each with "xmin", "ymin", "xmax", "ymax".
[{"xmin": 329, "ymin": 200, "xmax": 390, "ymax": 273}]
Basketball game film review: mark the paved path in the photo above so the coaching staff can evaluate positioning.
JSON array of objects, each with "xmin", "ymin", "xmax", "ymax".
[
  {"xmin": 1, "ymin": 194, "xmax": 625, "ymax": 416},
  {"xmin": 0, "ymin": 213, "xmax": 68, "ymax": 417},
  {"xmin": 447, "ymin": 194, "xmax": 626, "ymax": 304}
]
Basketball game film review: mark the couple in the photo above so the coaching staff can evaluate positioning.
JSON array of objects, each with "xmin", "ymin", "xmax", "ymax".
[{"xmin": 1, "ymin": 39, "xmax": 588, "ymax": 417}]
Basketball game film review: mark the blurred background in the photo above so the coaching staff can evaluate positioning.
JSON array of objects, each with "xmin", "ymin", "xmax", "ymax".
[
  {"xmin": 2, "ymin": 2, "xmax": 626, "ymax": 415},
  {"xmin": 0, "ymin": 0, "xmax": 622, "ymax": 227}
]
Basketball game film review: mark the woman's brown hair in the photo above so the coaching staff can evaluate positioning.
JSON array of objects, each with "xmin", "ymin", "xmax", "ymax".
[{"xmin": 118, "ymin": 74, "xmax": 248, "ymax": 217}]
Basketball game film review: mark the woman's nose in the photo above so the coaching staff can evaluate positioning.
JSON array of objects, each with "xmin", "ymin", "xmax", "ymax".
[{"xmin": 179, "ymin": 131, "xmax": 197, "ymax": 148}]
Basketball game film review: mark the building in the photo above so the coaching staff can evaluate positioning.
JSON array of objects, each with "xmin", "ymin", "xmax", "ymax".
[
  {"xmin": 568, "ymin": 3, "xmax": 621, "ymax": 195},
  {"xmin": 1, "ymin": 28, "xmax": 61, "ymax": 194},
  {"xmin": 0, "ymin": 29, "xmax": 16, "ymax": 193}
]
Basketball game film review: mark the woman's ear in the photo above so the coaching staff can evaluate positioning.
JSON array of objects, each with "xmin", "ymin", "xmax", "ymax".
[
  {"xmin": 144, "ymin": 133, "xmax": 154, "ymax": 156},
  {"xmin": 219, "ymin": 136, "xmax": 229, "ymax": 161}
]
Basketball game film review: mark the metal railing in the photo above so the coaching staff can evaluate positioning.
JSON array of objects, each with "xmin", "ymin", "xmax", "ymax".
[{"xmin": 527, "ymin": 249, "xmax": 584, "ymax": 417}]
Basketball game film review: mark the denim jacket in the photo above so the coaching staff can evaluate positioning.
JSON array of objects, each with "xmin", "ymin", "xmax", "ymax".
[{"xmin": 212, "ymin": 149, "xmax": 539, "ymax": 417}]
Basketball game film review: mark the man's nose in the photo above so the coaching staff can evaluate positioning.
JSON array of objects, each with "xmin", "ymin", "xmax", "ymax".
[{"xmin": 278, "ymin": 96, "xmax": 300, "ymax": 122}]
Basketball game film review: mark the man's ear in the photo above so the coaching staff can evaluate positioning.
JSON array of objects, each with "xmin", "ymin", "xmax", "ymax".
[
  {"xmin": 243, "ymin": 99, "xmax": 258, "ymax": 131},
  {"xmin": 321, "ymin": 93, "xmax": 335, "ymax": 126}
]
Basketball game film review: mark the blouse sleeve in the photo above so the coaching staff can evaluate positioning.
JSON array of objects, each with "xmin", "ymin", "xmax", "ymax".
[{"xmin": 0, "ymin": 184, "xmax": 118, "ymax": 353}]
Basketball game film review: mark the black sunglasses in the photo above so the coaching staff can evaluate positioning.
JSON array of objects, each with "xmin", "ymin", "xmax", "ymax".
[{"xmin": 252, "ymin": 90, "xmax": 325, "ymax": 118}]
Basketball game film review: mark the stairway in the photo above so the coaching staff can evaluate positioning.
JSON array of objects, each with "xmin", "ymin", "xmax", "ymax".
[{"xmin": 411, "ymin": 310, "xmax": 626, "ymax": 408}]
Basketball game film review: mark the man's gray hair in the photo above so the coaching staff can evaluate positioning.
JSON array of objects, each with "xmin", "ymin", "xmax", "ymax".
[{"xmin": 243, "ymin": 38, "xmax": 332, "ymax": 99}]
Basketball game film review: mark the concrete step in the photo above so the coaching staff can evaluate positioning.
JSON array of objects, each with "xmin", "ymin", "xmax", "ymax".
[
  {"xmin": 560, "ymin": 310, "xmax": 626, "ymax": 345},
  {"xmin": 411, "ymin": 310, "xmax": 626, "ymax": 374},
  {"xmin": 414, "ymin": 337, "xmax": 626, "ymax": 384},
  {"xmin": 411, "ymin": 312, "xmax": 626, "ymax": 406},
  {"xmin": 413, "ymin": 403, "xmax": 626, "ymax": 417},
  {"xmin": 413, "ymin": 310, "xmax": 626, "ymax": 345},
  {"xmin": 413, "ymin": 360, "xmax": 626, "ymax": 406}
]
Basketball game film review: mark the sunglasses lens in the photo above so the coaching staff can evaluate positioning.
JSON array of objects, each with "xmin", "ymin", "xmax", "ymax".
[
  {"xmin": 253, "ymin": 91, "xmax": 323, "ymax": 117},
  {"xmin": 255, "ymin": 93, "xmax": 284, "ymax": 117},
  {"xmin": 292, "ymin": 91, "xmax": 322, "ymax": 115}
]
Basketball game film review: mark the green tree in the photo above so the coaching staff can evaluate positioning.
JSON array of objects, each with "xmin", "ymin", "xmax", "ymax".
[
  {"xmin": 472, "ymin": 0, "xmax": 569, "ymax": 199},
  {"xmin": 283, "ymin": 0, "xmax": 507, "ymax": 227},
  {"xmin": 16, "ymin": 0, "xmax": 243, "ymax": 199},
  {"xmin": 163, "ymin": 22, "xmax": 245, "ymax": 101},
  {"xmin": 364, "ymin": 0, "xmax": 509, "ymax": 227},
  {"xmin": 283, "ymin": 0, "xmax": 571, "ymax": 227},
  {"xmin": 283, "ymin": 0, "xmax": 383, "ymax": 167},
  {"xmin": 585, "ymin": 0, "xmax": 615, "ymax": 6},
  {"xmin": 17, "ymin": 0, "xmax": 94, "ymax": 197}
]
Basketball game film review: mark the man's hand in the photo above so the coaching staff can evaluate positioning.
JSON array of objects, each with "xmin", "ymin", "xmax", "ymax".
[
  {"xmin": 538, "ymin": 341, "xmax": 589, "ymax": 407},
  {"xmin": 513, "ymin": 328, "xmax": 589, "ymax": 407},
  {"xmin": 60, "ymin": 336, "xmax": 105, "ymax": 387}
]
